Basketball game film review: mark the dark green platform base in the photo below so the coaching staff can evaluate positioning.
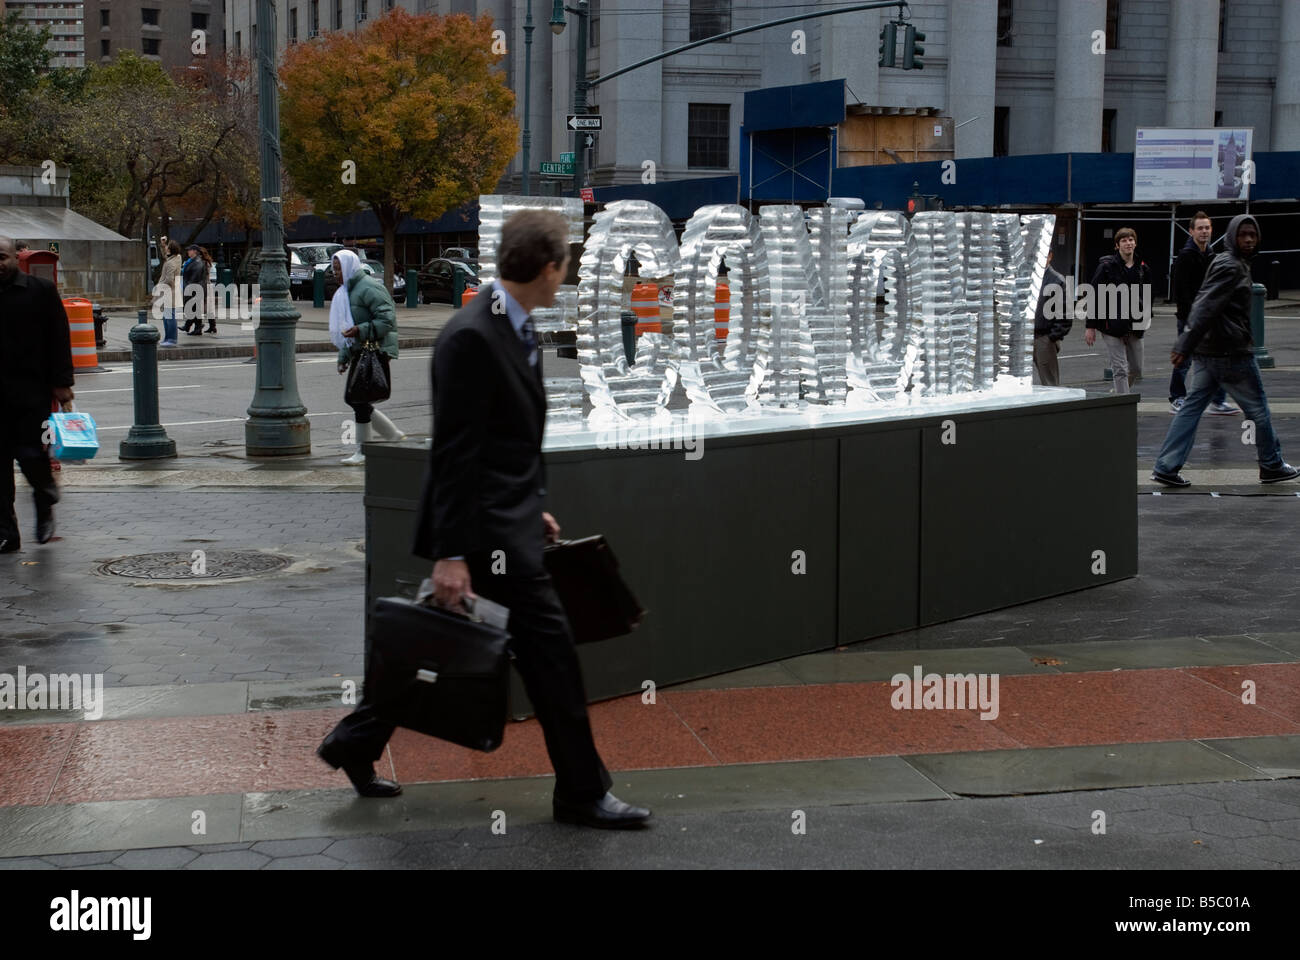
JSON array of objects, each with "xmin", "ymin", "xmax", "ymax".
[{"xmin": 363, "ymin": 394, "xmax": 1138, "ymax": 705}]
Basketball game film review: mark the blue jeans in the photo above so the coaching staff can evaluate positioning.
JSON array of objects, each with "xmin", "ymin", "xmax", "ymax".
[
  {"xmin": 162, "ymin": 309, "xmax": 178, "ymax": 343},
  {"xmin": 1169, "ymin": 318, "xmax": 1225, "ymax": 404},
  {"xmin": 1155, "ymin": 354, "xmax": 1284, "ymax": 474}
]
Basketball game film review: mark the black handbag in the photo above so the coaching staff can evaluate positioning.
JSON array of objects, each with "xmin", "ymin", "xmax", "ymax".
[
  {"xmin": 345, "ymin": 341, "xmax": 391, "ymax": 405},
  {"xmin": 365, "ymin": 594, "xmax": 510, "ymax": 752},
  {"xmin": 544, "ymin": 535, "xmax": 646, "ymax": 644}
]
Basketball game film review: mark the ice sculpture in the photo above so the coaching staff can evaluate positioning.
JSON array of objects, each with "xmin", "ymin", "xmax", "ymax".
[{"xmin": 476, "ymin": 195, "xmax": 1055, "ymax": 426}]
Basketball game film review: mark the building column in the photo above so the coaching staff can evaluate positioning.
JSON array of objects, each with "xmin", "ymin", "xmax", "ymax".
[
  {"xmin": 1052, "ymin": 0, "xmax": 1106, "ymax": 153},
  {"xmin": 1165, "ymin": 0, "xmax": 1219, "ymax": 127},
  {"xmin": 604, "ymin": 0, "xmax": 663, "ymax": 186},
  {"xmin": 818, "ymin": 9, "xmax": 879, "ymax": 106},
  {"xmin": 947, "ymin": 0, "xmax": 996, "ymax": 158},
  {"xmin": 1273, "ymin": 0, "xmax": 1300, "ymax": 150}
]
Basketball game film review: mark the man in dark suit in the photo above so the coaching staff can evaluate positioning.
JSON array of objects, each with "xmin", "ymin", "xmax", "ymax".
[
  {"xmin": 319, "ymin": 211, "xmax": 650, "ymax": 829},
  {"xmin": 0, "ymin": 237, "xmax": 74, "ymax": 552}
]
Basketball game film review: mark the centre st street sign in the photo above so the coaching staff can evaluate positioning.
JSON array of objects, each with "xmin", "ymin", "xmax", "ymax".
[{"xmin": 540, "ymin": 161, "xmax": 575, "ymax": 176}]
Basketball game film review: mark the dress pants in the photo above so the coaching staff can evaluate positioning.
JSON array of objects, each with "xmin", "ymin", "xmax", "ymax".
[
  {"xmin": 1032, "ymin": 334, "xmax": 1060, "ymax": 386},
  {"xmin": 327, "ymin": 559, "xmax": 614, "ymax": 804},
  {"xmin": 0, "ymin": 418, "xmax": 59, "ymax": 545}
]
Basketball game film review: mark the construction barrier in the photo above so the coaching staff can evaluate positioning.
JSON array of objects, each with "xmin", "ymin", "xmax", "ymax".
[
  {"xmin": 461, "ymin": 287, "xmax": 479, "ymax": 306},
  {"xmin": 715, "ymin": 282, "xmax": 730, "ymax": 340},
  {"xmin": 631, "ymin": 282, "xmax": 660, "ymax": 335},
  {"xmin": 63, "ymin": 298, "xmax": 99, "ymax": 371}
]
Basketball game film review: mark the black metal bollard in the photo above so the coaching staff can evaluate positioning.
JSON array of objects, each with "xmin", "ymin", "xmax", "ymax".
[
  {"xmin": 119, "ymin": 309, "xmax": 177, "ymax": 460},
  {"xmin": 1267, "ymin": 261, "xmax": 1281, "ymax": 301},
  {"xmin": 406, "ymin": 269, "xmax": 418, "ymax": 308}
]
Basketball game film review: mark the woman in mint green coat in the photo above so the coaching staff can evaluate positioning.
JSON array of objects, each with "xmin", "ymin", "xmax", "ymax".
[{"xmin": 330, "ymin": 250, "xmax": 405, "ymax": 464}]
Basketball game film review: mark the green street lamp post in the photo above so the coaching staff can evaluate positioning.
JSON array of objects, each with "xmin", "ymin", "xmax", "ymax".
[
  {"xmin": 521, "ymin": 0, "xmax": 535, "ymax": 196},
  {"xmin": 246, "ymin": 0, "xmax": 311, "ymax": 456},
  {"xmin": 550, "ymin": 0, "xmax": 589, "ymax": 198}
]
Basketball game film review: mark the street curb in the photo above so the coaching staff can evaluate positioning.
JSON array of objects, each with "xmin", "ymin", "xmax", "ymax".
[{"xmin": 97, "ymin": 336, "xmax": 437, "ymax": 363}]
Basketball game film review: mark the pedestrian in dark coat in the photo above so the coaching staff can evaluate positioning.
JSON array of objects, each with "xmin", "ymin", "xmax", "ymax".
[
  {"xmin": 181, "ymin": 243, "xmax": 206, "ymax": 336},
  {"xmin": 0, "ymin": 237, "xmax": 74, "ymax": 551}
]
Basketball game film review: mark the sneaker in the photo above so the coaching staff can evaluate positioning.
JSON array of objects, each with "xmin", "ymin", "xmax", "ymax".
[
  {"xmin": 160, "ymin": 340, "xmax": 177, "ymax": 347},
  {"xmin": 1151, "ymin": 469, "xmax": 1191, "ymax": 487},
  {"xmin": 1260, "ymin": 462, "xmax": 1300, "ymax": 484},
  {"xmin": 1169, "ymin": 398, "xmax": 1185, "ymax": 414},
  {"xmin": 1207, "ymin": 401, "xmax": 1239, "ymax": 415}
]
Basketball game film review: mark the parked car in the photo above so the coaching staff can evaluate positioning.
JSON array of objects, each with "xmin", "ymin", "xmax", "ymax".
[
  {"xmin": 418, "ymin": 258, "xmax": 480, "ymax": 304},
  {"xmin": 323, "ymin": 259, "xmax": 404, "ymax": 299},
  {"xmin": 287, "ymin": 242, "xmax": 344, "ymax": 299},
  {"xmin": 442, "ymin": 246, "xmax": 478, "ymax": 266}
]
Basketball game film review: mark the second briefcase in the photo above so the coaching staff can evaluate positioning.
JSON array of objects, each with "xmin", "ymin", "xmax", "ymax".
[
  {"xmin": 544, "ymin": 535, "xmax": 646, "ymax": 645},
  {"xmin": 366, "ymin": 594, "xmax": 510, "ymax": 752}
]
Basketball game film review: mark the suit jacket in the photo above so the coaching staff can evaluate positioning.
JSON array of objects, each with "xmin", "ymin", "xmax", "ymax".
[
  {"xmin": 413, "ymin": 285, "xmax": 548, "ymax": 577},
  {"xmin": 0, "ymin": 271, "xmax": 74, "ymax": 440}
]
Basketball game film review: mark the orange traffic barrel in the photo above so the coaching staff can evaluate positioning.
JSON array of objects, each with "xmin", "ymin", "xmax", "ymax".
[
  {"xmin": 63, "ymin": 298, "xmax": 99, "ymax": 370},
  {"xmin": 714, "ymin": 282, "xmax": 730, "ymax": 340},
  {"xmin": 461, "ymin": 286, "xmax": 479, "ymax": 306},
  {"xmin": 632, "ymin": 282, "xmax": 660, "ymax": 335}
]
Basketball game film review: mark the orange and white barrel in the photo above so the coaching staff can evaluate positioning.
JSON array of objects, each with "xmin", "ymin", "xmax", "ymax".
[
  {"xmin": 714, "ymin": 282, "xmax": 730, "ymax": 340},
  {"xmin": 63, "ymin": 298, "xmax": 98, "ymax": 370},
  {"xmin": 461, "ymin": 287, "xmax": 478, "ymax": 306},
  {"xmin": 632, "ymin": 283, "xmax": 660, "ymax": 335}
]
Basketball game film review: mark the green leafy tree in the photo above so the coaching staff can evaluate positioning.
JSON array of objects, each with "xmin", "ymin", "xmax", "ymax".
[
  {"xmin": 0, "ymin": 10, "xmax": 52, "ymax": 161},
  {"xmin": 280, "ymin": 8, "xmax": 518, "ymax": 291}
]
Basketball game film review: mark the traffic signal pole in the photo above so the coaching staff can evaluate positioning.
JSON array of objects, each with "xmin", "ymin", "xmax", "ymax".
[{"xmin": 587, "ymin": 1, "xmax": 912, "ymax": 90}]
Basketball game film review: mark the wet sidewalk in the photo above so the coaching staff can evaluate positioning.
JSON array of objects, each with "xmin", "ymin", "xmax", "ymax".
[{"xmin": 1, "ymin": 635, "xmax": 1298, "ymax": 867}]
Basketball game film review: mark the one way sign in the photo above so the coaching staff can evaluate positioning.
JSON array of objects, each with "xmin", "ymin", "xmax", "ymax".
[{"xmin": 567, "ymin": 114, "xmax": 602, "ymax": 130}]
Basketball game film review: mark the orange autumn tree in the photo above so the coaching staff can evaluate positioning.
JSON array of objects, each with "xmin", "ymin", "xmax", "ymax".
[{"xmin": 280, "ymin": 9, "xmax": 517, "ymax": 291}]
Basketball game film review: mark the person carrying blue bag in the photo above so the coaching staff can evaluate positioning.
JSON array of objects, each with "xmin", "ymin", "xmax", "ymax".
[{"xmin": 0, "ymin": 236, "xmax": 75, "ymax": 551}]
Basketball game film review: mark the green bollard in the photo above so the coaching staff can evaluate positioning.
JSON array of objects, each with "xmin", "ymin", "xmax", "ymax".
[
  {"xmin": 313, "ymin": 269, "xmax": 325, "ymax": 309},
  {"xmin": 1251, "ymin": 283, "xmax": 1275, "ymax": 369},
  {"xmin": 219, "ymin": 267, "xmax": 234, "ymax": 310},
  {"xmin": 119, "ymin": 309, "xmax": 177, "ymax": 460},
  {"xmin": 451, "ymin": 269, "xmax": 465, "ymax": 307},
  {"xmin": 406, "ymin": 269, "xmax": 418, "ymax": 308}
]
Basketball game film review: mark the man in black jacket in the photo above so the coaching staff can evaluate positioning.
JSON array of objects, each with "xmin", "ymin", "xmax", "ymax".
[
  {"xmin": 1083, "ymin": 227, "xmax": 1149, "ymax": 394},
  {"xmin": 319, "ymin": 211, "xmax": 651, "ymax": 829},
  {"xmin": 0, "ymin": 237, "xmax": 75, "ymax": 551},
  {"xmin": 1169, "ymin": 212, "xmax": 1234, "ymax": 415},
  {"xmin": 1033, "ymin": 250, "xmax": 1070, "ymax": 386},
  {"xmin": 1152, "ymin": 215, "xmax": 1298, "ymax": 487}
]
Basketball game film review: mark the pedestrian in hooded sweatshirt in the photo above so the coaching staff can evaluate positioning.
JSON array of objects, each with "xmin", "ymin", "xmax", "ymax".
[
  {"xmin": 156, "ymin": 240, "xmax": 183, "ymax": 346},
  {"xmin": 1169, "ymin": 212, "xmax": 1235, "ymax": 415},
  {"xmin": 331, "ymin": 250, "xmax": 405, "ymax": 464},
  {"xmin": 1152, "ymin": 215, "xmax": 1298, "ymax": 487}
]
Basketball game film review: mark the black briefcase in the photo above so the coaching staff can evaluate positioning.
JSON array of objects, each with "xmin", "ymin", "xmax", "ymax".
[
  {"xmin": 544, "ymin": 535, "xmax": 646, "ymax": 644},
  {"xmin": 365, "ymin": 594, "xmax": 511, "ymax": 752}
]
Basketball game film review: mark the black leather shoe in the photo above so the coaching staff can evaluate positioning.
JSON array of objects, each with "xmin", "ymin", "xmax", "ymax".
[
  {"xmin": 317, "ymin": 739, "xmax": 402, "ymax": 798},
  {"xmin": 35, "ymin": 512, "xmax": 54, "ymax": 544},
  {"xmin": 553, "ymin": 791, "xmax": 651, "ymax": 829},
  {"xmin": 0, "ymin": 539, "xmax": 19, "ymax": 554}
]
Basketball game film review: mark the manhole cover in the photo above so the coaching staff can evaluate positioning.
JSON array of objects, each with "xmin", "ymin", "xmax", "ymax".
[{"xmin": 98, "ymin": 551, "xmax": 291, "ymax": 580}]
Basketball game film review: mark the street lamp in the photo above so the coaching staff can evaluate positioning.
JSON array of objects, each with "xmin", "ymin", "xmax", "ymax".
[
  {"xmin": 521, "ymin": 0, "xmax": 535, "ymax": 196},
  {"xmin": 549, "ymin": 0, "xmax": 589, "ymax": 199},
  {"xmin": 246, "ymin": 0, "xmax": 311, "ymax": 455}
]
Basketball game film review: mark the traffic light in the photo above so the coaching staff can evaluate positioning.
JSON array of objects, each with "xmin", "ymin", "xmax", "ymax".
[
  {"xmin": 878, "ymin": 22, "xmax": 897, "ymax": 68},
  {"xmin": 906, "ymin": 198, "xmax": 918, "ymax": 215},
  {"xmin": 903, "ymin": 24, "xmax": 925, "ymax": 70}
]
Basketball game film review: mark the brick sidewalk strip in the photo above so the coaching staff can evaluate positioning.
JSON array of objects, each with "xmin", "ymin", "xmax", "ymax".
[{"xmin": 2, "ymin": 662, "xmax": 1296, "ymax": 808}]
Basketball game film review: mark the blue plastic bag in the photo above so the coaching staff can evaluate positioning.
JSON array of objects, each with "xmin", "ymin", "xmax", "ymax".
[{"xmin": 48, "ymin": 409, "xmax": 99, "ymax": 460}]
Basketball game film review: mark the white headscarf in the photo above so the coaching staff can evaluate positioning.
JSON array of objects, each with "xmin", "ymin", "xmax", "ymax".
[{"xmin": 329, "ymin": 250, "xmax": 363, "ymax": 349}]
